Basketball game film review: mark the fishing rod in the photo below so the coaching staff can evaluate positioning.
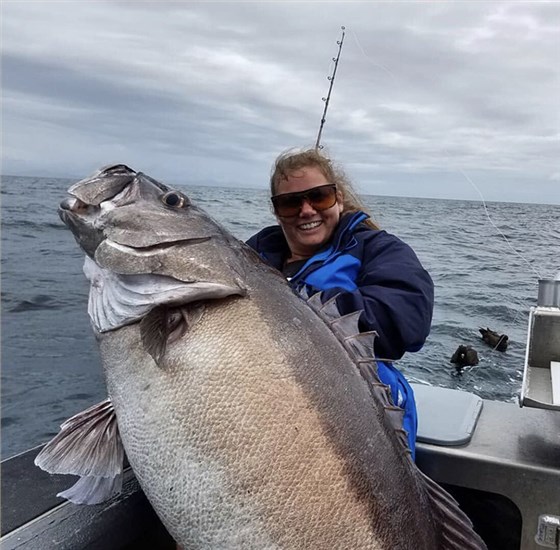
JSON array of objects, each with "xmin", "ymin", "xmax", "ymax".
[{"xmin": 315, "ymin": 26, "xmax": 346, "ymax": 150}]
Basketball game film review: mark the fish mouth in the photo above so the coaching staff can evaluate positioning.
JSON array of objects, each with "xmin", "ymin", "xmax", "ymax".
[
  {"xmin": 58, "ymin": 163, "xmax": 145, "ymax": 221},
  {"xmin": 101, "ymin": 237, "xmax": 213, "ymax": 256},
  {"xmin": 58, "ymin": 196, "xmax": 106, "ymax": 258},
  {"xmin": 59, "ymin": 165, "xmax": 219, "ymax": 259},
  {"xmin": 58, "ymin": 193, "xmax": 110, "ymax": 227},
  {"xmin": 59, "ymin": 194, "xmax": 213, "ymax": 260},
  {"xmin": 59, "ymin": 196, "xmax": 94, "ymax": 215}
]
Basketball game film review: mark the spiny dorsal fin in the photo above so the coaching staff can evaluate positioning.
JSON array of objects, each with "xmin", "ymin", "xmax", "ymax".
[
  {"xmin": 329, "ymin": 311, "xmax": 363, "ymax": 338},
  {"xmin": 355, "ymin": 359, "xmax": 410, "ymax": 452},
  {"xmin": 344, "ymin": 330, "xmax": 376, "ymax": 358},
  {"xmin": 34, "ymin": 399, "xmax": 124, "ymax": 505},
  {"xmin": 301, "ymin": 287, "xmax": 321, "ymax": 309},
  {"xmin": 316, "ymin": 293, "xmax": 341, "ymax": 320},
  {"xmin": 306, "ymin": 292, "xmax": 487, "ymax": 549},
  {"xmin": 305, "ymin": 292, "xmax": 407, "ymax": 443}
]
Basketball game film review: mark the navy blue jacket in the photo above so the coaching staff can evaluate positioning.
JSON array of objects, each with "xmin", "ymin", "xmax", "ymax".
[{"xmin": 246, "ymin": 212, "xmax": 434, "ymax": 361}]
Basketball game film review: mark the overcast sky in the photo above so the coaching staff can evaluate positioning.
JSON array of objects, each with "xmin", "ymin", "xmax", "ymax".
[{"xmin": 2, "ymin": 1, "xmax": 559, "ymax": 203}]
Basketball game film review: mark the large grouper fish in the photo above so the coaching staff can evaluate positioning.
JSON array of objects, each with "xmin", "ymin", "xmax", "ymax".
[{"xmin": 36, "ymin": 164, "xmax": 486, "ymax": 549}]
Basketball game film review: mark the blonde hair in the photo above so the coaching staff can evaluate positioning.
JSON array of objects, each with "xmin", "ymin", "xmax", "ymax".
[{"xmin": 270, "ymin": 148, "xmax": 379, "ymax": 230}]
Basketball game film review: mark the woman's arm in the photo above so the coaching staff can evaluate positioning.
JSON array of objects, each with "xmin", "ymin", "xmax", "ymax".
[{"xmin": 321, "ymin": 232, "xmax": 434, "ymax": 360}]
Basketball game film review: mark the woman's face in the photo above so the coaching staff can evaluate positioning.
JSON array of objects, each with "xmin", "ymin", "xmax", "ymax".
[{"xmin": 274, "ymin": 165, "xmax": 343, "ymax": 261}]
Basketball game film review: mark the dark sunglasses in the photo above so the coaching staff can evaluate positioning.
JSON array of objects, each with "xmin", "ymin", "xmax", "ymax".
[{"xmin": 271, "ymin": 184, "xmax": 338, "ymax": 217}]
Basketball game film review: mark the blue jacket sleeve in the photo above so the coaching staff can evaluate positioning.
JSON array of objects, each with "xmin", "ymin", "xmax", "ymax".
[
  {"xmin": 322, "ymin": 232, "xmax": 434, "ymax": 361},
  {"xmin": 246, "ymin": 233, "xmax": 258, "ymax": 250}
]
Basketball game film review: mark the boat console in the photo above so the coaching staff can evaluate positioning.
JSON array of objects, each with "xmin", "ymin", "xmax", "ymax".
[
  {"xmin": 521, "ymin": 279, "xmax": 560, "ymax": 411},
  {"xmin": 414, "ymin": 386, "xmax": 560, "ymax": 550},
  {"xmin": 414, "ymin": 278, "xmax": 560, "ymax": 550}
]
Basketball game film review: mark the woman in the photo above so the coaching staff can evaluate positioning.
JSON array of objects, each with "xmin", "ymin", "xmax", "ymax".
[{"xmin": 246, "ymin": 148, "xmax": 434, "ymax": 458}]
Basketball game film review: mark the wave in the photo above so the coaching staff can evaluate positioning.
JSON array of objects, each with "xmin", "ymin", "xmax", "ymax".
[
  {"xmin": 2, "ymin": 177, "xmax": 556, "ymax": 458},
  {"xmin": 7, "ymin": 294, "xmax": 59, "ymax": 313},
  {"xmin": 2, "ymin": 220, "xmax": 65, "ymax": 231}
]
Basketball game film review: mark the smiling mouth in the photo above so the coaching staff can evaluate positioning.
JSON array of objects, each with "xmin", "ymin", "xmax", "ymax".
[{"xmin": 298, "ymin": 221, "xmax": 322, "ymax": 231}]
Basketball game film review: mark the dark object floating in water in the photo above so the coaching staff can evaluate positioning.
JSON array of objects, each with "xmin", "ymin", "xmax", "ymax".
[
  {"xmin": 479, "ymin": 328, "xmax": 508, "ymax": 352},
  {"xmin": 450, "ymin": 345, "xmax": 479, "ymax": 372}
]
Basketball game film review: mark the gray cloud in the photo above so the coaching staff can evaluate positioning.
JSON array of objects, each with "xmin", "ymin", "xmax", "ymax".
[{"xmin": 2, "ymin": 1, "xmax": 559, "ymax": 203}]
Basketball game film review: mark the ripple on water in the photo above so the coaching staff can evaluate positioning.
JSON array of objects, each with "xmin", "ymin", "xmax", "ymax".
[{"xmin": 2, "ymin": 179, "xmax": 557, "ymax": 458}]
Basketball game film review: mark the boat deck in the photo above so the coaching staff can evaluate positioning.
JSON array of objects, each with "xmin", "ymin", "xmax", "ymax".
[
  {"xmin": 417, "ymin": 399, "xmax": 560, "ymax": 550},
  {"xmin": 1, "ymin": 396, "xmax": 559, "ymax": 549},
  {"xmin": 1, "ymin": 447, "xmax": 174, "ymax": 549}
]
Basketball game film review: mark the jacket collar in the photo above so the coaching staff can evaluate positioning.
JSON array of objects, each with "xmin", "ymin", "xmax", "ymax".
[{"xmin": 255, "ymin": 211, "xmax": 368, "ymax": 270}]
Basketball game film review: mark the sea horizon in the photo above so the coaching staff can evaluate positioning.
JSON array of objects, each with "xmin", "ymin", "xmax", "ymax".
[{"xmin": 1, "ymin": 172, "xmax": 557, "ymax": 207}]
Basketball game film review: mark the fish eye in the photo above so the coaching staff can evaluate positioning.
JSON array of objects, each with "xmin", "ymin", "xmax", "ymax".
[{"xmin": 162, "ymin": 191, "xmax": 188, "ymax": 208}]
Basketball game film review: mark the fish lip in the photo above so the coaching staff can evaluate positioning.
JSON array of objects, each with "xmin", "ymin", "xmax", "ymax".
[
  {"xmin": 65, "ymin": 164, "xmax": 137, "ymax": 206},
  {"xmin": 101, "ymin": 236, "xmax": 214, "ymax": 255},
  {"xmin": 58, "ymin": 194, "xmax": 102, "ymax": 219},
  {"xmin": 59, "ymin": 196, "xmax": 91, "ymax": 212},
  {"xmin": 57, "ymin": 203, "xmax": 106, "ymax": 259},
  {"xmin": 57, "ymin": 197, "xmax": 99, "ymax": 241}
]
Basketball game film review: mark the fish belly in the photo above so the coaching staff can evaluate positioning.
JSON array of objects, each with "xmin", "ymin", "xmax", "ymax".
[{"xmin": 100, "ymin": 291, "xmax": 431, "ymax": 549}]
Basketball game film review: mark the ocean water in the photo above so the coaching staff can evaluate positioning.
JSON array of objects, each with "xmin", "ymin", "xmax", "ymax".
[{"xmin": 1, "ymin": 174, "xmax": 558, "ymax": 460}]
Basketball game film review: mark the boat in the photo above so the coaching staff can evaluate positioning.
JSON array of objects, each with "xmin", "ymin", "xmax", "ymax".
[{"xmin": 2, "ymin": 279, "xmax": 559, "ymax": 549}]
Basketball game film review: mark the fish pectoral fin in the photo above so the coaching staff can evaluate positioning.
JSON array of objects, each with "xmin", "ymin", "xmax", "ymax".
[
  {"xmin": 140, "ymin": 306, "xmax": 170, "ymax": 364},
  {"xmin": 176, "ymin": 302, "xmax": 205, "ymax": 340},
  {"xmin": 141, "ymin": 303, "xmax": 205, "ymax": 365},
  {"xmin": 34, "ymin": 398, "xmax": 124, "ymax": 505}
]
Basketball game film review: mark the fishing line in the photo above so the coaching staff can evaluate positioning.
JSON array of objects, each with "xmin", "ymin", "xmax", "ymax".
[
  {"xmin": 449, "ymin": 165, "xmax": 542, "ymax": 280},
  {"xmin": 346, "ymin": 26, "xmax": 541, "ymax": 336}
]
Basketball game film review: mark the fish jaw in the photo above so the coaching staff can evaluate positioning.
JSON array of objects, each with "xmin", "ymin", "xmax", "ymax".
[
  {"xmin": 58, "ymin": 196, "xmax": 106, "ymax": 258},
  {"xmin": 57, "ymin": 164, "xmax": 139, "ymax": 257}
]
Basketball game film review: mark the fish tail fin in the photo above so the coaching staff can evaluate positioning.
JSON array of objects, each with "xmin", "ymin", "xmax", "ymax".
[
  {"xmin": 34, "ymin": 398, "xmax": 124, "ymax": 505},
  {"xmin": 420, "ymin": 471, "xmax": 487, "ymax": 549}
]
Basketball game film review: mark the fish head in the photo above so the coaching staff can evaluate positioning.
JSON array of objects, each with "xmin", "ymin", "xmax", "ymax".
[
  {"xmin": 59, "ymin": 164, "xmax": 244, "ymax": 277},
  {"xmin": 60, "ymin": 164, "xmax": 213, "ymax": 255},
  {"xmin": 59, "ymin": 164, "xmax": 255, "ymax": 334}
]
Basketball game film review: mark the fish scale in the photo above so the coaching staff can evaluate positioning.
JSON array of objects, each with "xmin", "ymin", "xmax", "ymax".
[
  {"xmin": 103, "ymin": 301, "xmax": 381, "ymax": 547},
  {"xmin": 35, "ymin": 165, "xmax": 486, "ymax": 549}
]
